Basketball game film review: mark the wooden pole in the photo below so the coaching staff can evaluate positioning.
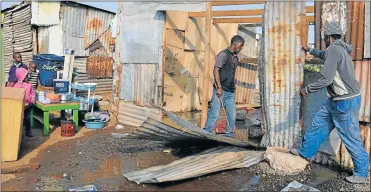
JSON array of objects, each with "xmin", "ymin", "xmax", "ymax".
[{"xmin": 201, "ymin": 2, "xmax": 212, "ymax": 128}]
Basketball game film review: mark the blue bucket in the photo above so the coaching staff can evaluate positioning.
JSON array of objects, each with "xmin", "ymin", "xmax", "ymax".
[{"xmin": 39, "ymin": 69, "xmax": 57, "ymax": 87}]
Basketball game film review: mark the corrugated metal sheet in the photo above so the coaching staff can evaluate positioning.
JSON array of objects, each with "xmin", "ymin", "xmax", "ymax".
[
  {"xmin": 74, "ymin": 74, "xmax": 113, "ymax": 95},
  {"xmin": 36, "ymin": 25, "xmax": 63, "ymax": 55},
  {"xmin": 260, "ymin": 2, "xmax": 306, "ymax": 148},
  {"xmin": 120, "ymin": 64, "xmax": 159, "ymax": 107},
  {"xmin": 346, "ymin": 1, "xmax": 365, "ymax": 60},
  {"xmin": 165, "ymin": 110, "xmax": 260, "ymax": 147},
  {"xmin": 235, "ymin": 58, "xmax": 258, "ymax": 105},
  {"xmin": 122, "ymin": 146, "xmax": 264, "ymax": 184},
  {"xmin": 61, "ymin": 4, "xmax": 87, "ymax": 57},
  {"xmin": 74, "ymin": 57, "xmax": 88, "ymax": 74},
  {"xmin": 87, "ymin": 56, "xmax": 113, "ymax": 78},
  {"xmin": 117, "ymin": 101, "xmax": 162, "ymax": 127},
  {"xmin": 84, "ymin": 7, "xmax": 114, "ymax": 49},
  {"xmin": 120, "ymin": 2, "xmax": 165, "ymax": 64},
  {"xmin": 31, "ymin": 1, "xmax": 60, "ymax": 26},
  {"xmin": 364, "ymin": 1, "xmax": 370, "ymax": 59},
  {"xmin": 355, "ymin": 60, "xmax": 371, "ymax": 122}
]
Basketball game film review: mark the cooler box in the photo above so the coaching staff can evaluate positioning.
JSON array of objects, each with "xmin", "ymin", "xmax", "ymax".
[
  {"xmin": 33, "ymin": 54, "xmax": 64, "ymax": 70},
  {"xmin": 53, "ymin": 79, "xmax": 69, "ymax": 93},
  {"xmin": 1, "ymin": 87, "xmax": 25, "ymax": 162}
]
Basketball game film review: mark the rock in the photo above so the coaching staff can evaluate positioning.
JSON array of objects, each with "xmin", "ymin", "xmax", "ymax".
[
  {"xmin": 115, "ymin": 124, "xmax": 125, "ymax": 130},
  {"xmin": 264, "ymin": 147, "xmax": 308, "ymax": 174}
]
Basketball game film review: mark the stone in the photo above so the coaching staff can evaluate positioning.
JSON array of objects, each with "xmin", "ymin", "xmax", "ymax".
[{"xmin": 264, "ymin": 147, "xmax": 308, "ymax": 174}]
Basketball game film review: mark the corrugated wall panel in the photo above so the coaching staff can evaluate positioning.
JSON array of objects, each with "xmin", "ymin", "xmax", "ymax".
[
  {"xmin": 84, "ymin": 8, "xmax": 114, "ymax": 49},
  {"xmin": 346, "ymin": 1, "xmax": 365, "ymax": 60},
  {"xmin": 365, "ymin": 1, "xmax": 370, "ymax": 59},
  {"xmin": 235, "ymin": 59, "xmax": 258, "ymax": 105},
  {"xmin": 354, "ymin": 60, "xmax": 371, "ymax": 123},
  {"xmin": 75, "ymin": 74, "xmax": 113, "ymax": 95},
  {"xmin": 260, "ymin": 2, "xmax": 306, "ymax": 148},
  {"xmin": 74, "ymin": 57, "xmax": 88, "ymax": 74},
  {"xmin": 118, "ymin": 101, "xmax": 162, "ymax": 127},
  {"xmin": 61, "ymin": 4, "xmax": 87, "ymax": 57}
]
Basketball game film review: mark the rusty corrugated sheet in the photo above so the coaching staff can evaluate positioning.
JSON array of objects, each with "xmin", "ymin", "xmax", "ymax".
[
  {"xmin": 235, "ymin": 58, "xmax": 258, "ymax": 105},
  {"xmin": 117, "ymin": 101, "xmax": 162, "ymax": 127},
  {"xmin": 74, "ymin": 57, "xmax": 88, "ymax": 74},
  {"xmin": 346, "ymin": 1, "xmax": 365, "ymax": 60},
  {"xmin": 61, "ymin": 4, "xmax": 87, "ymax": 56},
  {"xmin": 87, "ymin": 56, "xmax": 113, "ymax": 78},
  {"xmin": 355, "ymin": 60, "xmax": 371, "ymax": 122},
  {"xmin": 122, "ymin": 146, "xmax": 264, "ymax": 184},
  {"xmin": 87, "ymin": 28, "xmax": 115, "ymax": 57},
  {"xmin": 259, "ymin": 2, "xmax": 306, "ymax": 148},
  {"xmin": 364, "ymin": 1, "xmax": 370, "ymax": 59},
  {"xmin": 84, "ymin": 7, "xmax": 114, "ymax": 49}
]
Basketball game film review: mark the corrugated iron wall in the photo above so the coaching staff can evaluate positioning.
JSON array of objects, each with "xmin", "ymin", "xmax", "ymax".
[
  {"xmin": 3, "ymin": 3, "xmax": 33, "ymax": 82},
  {"xmin": 364, "ymin": 1, "xmax": 370, "ymax": 59},
  {"xmin": 355, "ymin": 60, "xmax": 371, "ymax": 123},
  {"xmin": 235, "ymin": 59, "xmax": 258, "ymax": 105},
  {"xmin": 87, "ymin": 56, "xmax": 113, "ymax": 78},
  {"xmin": 61, "ymin": 4, "xmax": 87, "ymax": 57},
  {"xmin": 260, "ymin": 1, "xmax": 306, "ymax": 148},
  {"xmin": 346, "ymin": 1, "xmax": 365, "ymax": 60},
  {"xmin": 84, "ymin": 8, "xmax": 114, "ymax": 49}
]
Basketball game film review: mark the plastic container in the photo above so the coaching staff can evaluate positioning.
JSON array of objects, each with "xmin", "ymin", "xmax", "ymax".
[
  {"xmin": 83, "ymin": 119, "xmax": 107, "ymax": 129},
  {"xmin": 53, "ymin": 79, "xmax": 69, "ymax": 93},
  {"xmin": 61, "ymin": 120, "xmax": 75, "ymax": 137},
  {"xmin": 33, "ymin": 54, "xmax": 64, "ymax": 70},
  {"xmin": 39, "ymin": 69, "xmax": 57, "ymax": 87}
]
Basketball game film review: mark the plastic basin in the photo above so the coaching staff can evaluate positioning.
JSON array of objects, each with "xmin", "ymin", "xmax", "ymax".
[{"xmin": 83, "ymin": 119, "xmax": 107, "ymax": 129}]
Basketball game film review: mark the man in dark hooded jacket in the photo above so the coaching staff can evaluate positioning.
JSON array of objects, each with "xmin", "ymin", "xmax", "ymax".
[{"xmin": 290, "ymin": 22, "xmax": 369, "ymax": 184}]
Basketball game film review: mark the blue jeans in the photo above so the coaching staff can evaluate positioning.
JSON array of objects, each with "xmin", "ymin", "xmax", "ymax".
[
  {"xmin": 299, "ymin": 95, "xmax": 369, "ymax": 178},
  {"xmin": 204, "ymin": 88, "xmax": 236, "ymax": 137}
]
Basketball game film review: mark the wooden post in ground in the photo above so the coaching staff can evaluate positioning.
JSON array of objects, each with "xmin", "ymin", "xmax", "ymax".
[{"xmin": 201, "ymin": 2, "xmax": 212, "ymax": 128}]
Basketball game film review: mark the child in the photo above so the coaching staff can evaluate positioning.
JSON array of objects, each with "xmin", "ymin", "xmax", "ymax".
[
  {"xmin": 14, "ymin": 68, "xmax": 35, "ymax": 137},
  {"xmin": 28, "ymin": 62, "xmax": 39, "ymax": 89},
  {"xmin": 7, "ymin": 53, "xmax": 28, "ymax": 87}
]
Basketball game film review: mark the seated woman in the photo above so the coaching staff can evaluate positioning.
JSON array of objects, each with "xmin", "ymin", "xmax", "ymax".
[{"xmin": 14, "ymin": 68, "xmax": 35, "ymax": 137}]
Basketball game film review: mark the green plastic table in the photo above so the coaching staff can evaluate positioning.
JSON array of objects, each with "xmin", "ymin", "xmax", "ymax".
[{"xmin": 31, "ymin": 101, "xmax": 80, "ymax": 136}]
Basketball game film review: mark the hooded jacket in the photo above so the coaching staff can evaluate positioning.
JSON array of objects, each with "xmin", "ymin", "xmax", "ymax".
[
  {"xmin": 306, "ymin": 39, "xmax": 360, "ymax": 101},
  {"xmin": 14, "ymin": 68, "xmax": 35, "ymax": 104}
]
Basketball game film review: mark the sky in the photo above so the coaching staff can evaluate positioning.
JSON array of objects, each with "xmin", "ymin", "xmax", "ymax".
[{"xmin": 1, "ymin": 1, "xmax": 314, "ymax": 43}]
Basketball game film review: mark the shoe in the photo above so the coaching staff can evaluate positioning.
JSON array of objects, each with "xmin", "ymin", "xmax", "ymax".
[
  {"xmin": 289, "ymin": 148, "xmax": 301, "ymax": 156},
  {"xmin": 25, "ymin": 130, "xmax": 34, "ymax": 137},
  {"xmin": 345, "ymin": 176, "xmax": 369, "ymax": 184}
]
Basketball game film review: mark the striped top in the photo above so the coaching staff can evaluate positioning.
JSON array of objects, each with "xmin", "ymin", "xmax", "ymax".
[{"xmin": 29, "ymin": 70, "xmax": 39, "ymax": 89}]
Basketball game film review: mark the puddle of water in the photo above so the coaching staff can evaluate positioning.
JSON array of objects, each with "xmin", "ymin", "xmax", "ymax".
[
  {"xmin": 309, "ymin": 164, "xmax": 338, "ymax": 186},
  {"xmin": 248, "ymin": 175, "xmax": 261, "ymax": 186}
]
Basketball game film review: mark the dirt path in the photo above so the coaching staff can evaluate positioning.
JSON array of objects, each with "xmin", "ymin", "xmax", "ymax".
[{"xmin": 1, "ymin": 126, "xmax": 370, "ymax": 191}]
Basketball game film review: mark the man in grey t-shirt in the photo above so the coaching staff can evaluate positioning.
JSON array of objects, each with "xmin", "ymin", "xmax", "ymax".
[{"xmin": 203, "ymin": 35, "xmax": 245, "ymax": 137}]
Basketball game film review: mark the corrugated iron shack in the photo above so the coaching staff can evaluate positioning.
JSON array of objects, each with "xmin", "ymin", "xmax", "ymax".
[{"xmin": 1, "ymin": 1, "xmax": 115, "ymax": 95}]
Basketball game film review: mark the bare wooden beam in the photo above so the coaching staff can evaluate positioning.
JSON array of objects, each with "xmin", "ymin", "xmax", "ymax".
[
  {"xmin": 212, "ymin": 1, "xmax": 266, "ymax": 6},
  {"xmin": 189, "ymin": 6, "xmax": 314, "ymax": 18},
  {"xmin": 213, "ymin": 16, "xmax": 315, "ymax": 24},
  {"xmin": 189, "ymin": 9, "xmax": 263, "ymax": 17},
  {"xmin": 201, "ymin": 2, "xmax": 212, "ymax": 129}
]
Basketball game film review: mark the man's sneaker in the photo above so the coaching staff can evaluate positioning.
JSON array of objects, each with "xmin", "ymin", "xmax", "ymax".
[{"xmin": 345, "ymin": 176, "xmax": 369, "ymax": 184}]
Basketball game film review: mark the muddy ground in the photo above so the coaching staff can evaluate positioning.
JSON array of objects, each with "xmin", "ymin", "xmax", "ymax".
[{"xmin": 1, "ymin": 125, "xmax": 370, "ymax": 191}]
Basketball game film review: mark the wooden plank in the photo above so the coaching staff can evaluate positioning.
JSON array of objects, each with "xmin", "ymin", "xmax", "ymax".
[
  {"xmin": 189, "ymin": 6, "xmax": 314, "ymax": 17},
  {"xmin": 165, "ymin": 29, "xmax": 185, "ymax": 49},
  {"xmin": 164, "ymin": 11, "xmax": 189, "ymax": 31},
  {"xmin": 1, "ymin": 163, "xmax": 40, "ymax": 174},
  {"xmin": 201, "ymin": 2, "xmax": 212, "ymax": 128},
  {"xmin": 212, "ymin": 1, "xmax": 266, "ymax": 6},
  {"xmin": 213, "ymin": 16, "xmax": 315, "ymax": 24}
]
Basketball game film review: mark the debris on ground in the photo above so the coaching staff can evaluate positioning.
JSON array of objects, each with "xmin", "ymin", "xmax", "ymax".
[
  {"xmin": 69, "ymin": 185, "xmax": 97, "ymax": 192},
  {"xmin": 281, "ymin": 181, "xmax": 320, "ymax": 191},
  {"xmin": 236, "ymin": 109, "xmax": 248, "ymax": 121},
  {"xmin": 1, "ymin": 163, "xmax": 40, "ymax": 174},
  {"xmin": 115, "ymin": 124, "xmax": 125, "ymax": 130},
  {"xmin": 123, "ymin": 146, "xmax": 264, "ymax": 184},
  {"xmin": 264, "ymin": 147, "xmax": 308, "ymax": 174},
  {"xmin": 1, "ymin": 174, "xmax": 16, "ymax": 183}
]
